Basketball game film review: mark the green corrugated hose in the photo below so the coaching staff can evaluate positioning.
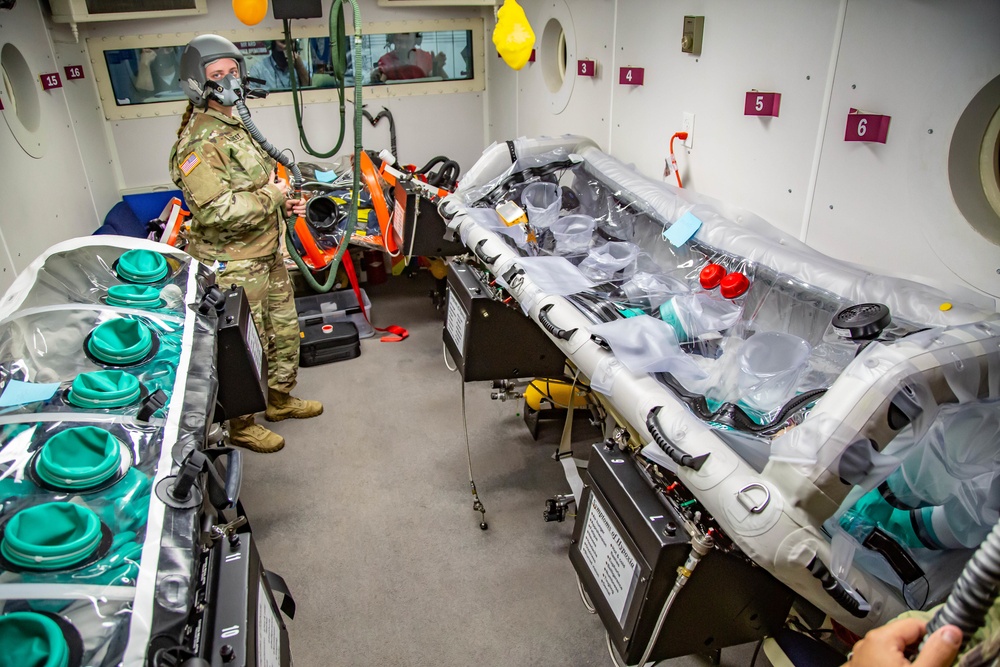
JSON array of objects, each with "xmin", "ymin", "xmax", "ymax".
[{"xmin": 281, "ymin": 0, "xmax": 365, "ymax": 293}]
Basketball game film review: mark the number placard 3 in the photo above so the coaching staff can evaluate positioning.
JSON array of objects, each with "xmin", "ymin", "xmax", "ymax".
[{"xmin": 578, "ymin": 60, "xmax": 596, "ymax": 77}]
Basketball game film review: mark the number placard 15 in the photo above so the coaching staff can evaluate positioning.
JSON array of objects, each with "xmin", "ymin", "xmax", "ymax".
[
  {"xmin": 64, "ymin": 65, "xmax": 85, "ymax": 80},
  {"xmin": 619, "ymin": 67, "xmax": 644, "ymax": 86},
  {"xmin": 40, "ymin": 72, "xmax": 63, "ymax": 90}
]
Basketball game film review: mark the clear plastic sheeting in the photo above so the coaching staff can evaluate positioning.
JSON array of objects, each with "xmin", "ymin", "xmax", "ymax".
[
  {"xmin": 0, "ymin": 238, "xmax": 221, "ymax": 666},
  {"xmin": 448, "ymin": 135, "xmax": 1000, "ymax": 632}
]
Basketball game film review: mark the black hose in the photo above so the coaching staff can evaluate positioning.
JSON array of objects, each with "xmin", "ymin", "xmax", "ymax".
[
  {"xmin": 236, "ymin": 100, "xmax": 302, "ymax": 190},
  {"xmin": 807, "ymin": 557, "xmax": 869, "ymax": 619},
  {"xmin": 926, "ymin": 518, "xmax": 1000, "ymax": 647}
]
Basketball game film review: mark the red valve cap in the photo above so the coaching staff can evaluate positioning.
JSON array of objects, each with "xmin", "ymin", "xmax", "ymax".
[
  {"xmin": 720, "ymin": 272, "xmax": 750, "ymax": 299},
  {"xmin": 699, "ymin": 263, "xmax": 726, "ymax": 289}
]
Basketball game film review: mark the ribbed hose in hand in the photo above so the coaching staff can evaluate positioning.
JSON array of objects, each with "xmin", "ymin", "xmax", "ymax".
[
  {"xmin": 236, "ymin": 100, "xmax": 303, "ymax": 190},
  {"xmin": 927, "ymin": 518, "xmax": 1000, "ymax": 645}
]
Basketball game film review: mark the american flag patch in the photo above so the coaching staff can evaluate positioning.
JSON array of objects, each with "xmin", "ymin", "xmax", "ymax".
[{"xmin": 180, "ymin": 152, "xmax": 201, "ymax": 176}]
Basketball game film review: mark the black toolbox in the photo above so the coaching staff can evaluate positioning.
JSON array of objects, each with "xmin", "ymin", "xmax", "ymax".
[{"xmin": 299, "ymin": 321, "xmax": 361, "ymax": 366}]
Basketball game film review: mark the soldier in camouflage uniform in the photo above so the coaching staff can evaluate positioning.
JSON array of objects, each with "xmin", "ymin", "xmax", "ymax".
[{"xmin": 170, "ymin": 34, "xmax": 323, "ymax": 453}]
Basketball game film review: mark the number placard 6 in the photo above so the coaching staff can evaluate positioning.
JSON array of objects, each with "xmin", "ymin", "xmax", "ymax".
[
  {"xmin": 845, "ymin": 109, "xmax": 890, "ymax": 143},
  {"xmin": 64, "ymin": 65, "xmax": 85, "ymax": 80},
  {"xmin": 578, "ymin": 59, "xmax": 596, "ymax": 77},
  {"xmin": 40, "ymin": 72, "xmax": 63, "ymax": 90},
  {"xmin": 744, "ymin": 91, "xmax": 780, "ymax": 117},
  {"xmin": 619, "ymin": 67, "xmax": 644, "ymax": 86}
]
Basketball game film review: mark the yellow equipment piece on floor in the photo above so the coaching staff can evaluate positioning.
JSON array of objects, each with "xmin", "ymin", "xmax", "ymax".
[{"xmin": 525, "ymin": 379, "xmax": 590, "ymax": 411}]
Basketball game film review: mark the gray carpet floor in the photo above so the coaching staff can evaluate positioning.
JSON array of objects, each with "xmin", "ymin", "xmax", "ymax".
[{"xmin": 240, "ymin": 272, "xmax": 771, "ymax": 667}]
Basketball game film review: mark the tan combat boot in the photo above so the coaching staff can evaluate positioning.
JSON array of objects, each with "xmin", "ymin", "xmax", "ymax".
[
  {"xmin": 228, "ymin": 415, "xmax": 285, "ymax": 453},
  {"xmin": 265, "ymin": 389, "xmax": 324, "ymax": 422}
]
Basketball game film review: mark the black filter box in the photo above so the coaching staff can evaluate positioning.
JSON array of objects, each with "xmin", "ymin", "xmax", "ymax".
[
  {"xmin": 217, "ymin": 286, "xmax": 268, "ymax": 420},
  {"xmin": 299, "ymin": 321, "xmax": 360, "ymax": 367},
  {"xmin": 272, "ymin": 0, "xmax": 322, "ymax": 19}
]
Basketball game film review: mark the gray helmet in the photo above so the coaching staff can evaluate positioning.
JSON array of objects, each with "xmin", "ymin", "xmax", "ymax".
[{"xmin": 179, "ymin": 34, "xmax": 247, "ymax": 107}]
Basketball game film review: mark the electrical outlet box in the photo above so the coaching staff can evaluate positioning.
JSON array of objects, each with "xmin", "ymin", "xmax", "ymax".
[
  {"xmin": 682, "ymin": 112, "xmax": 695, "ymax": 148},
  {"xmin": 681, "ymin": 16, "xmax": 704, "ymax": 55}
]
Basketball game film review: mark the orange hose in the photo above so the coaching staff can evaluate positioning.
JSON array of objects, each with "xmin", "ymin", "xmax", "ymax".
[{"xmin": 669, "ymin": 132, "xmax": 689, "ymax": 189}]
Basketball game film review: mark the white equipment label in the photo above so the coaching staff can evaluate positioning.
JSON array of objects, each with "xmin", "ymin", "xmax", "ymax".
[
  {"xmin": 580, "ymin": 494, "xmax": 640, "ymax": 627},
  {"xmin": 245, "ymin": 316, "xmax": 264, "ymax": 382},
  {"xmin": 257, "ymin": 580, "xmax": 282, "ymax": 667},
  {"xmin": 446, "ymin": 290, "xmax": 467, "ymax": 354}
]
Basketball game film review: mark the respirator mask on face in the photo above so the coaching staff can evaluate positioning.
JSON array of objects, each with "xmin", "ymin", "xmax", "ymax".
[{"xmin": 205, "ymin": 74, "xmax": 245, "ymax": 107}]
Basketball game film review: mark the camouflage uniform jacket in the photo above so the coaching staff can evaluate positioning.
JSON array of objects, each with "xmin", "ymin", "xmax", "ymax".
[{"xmin": 169, "ymin": 107, "xmax": 285, "ymax": 261}]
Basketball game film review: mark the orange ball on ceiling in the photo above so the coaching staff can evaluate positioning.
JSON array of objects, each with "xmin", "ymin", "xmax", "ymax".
[{"xmin": 233, "ymin": 0, "xmax": 268, "ymax": 26}]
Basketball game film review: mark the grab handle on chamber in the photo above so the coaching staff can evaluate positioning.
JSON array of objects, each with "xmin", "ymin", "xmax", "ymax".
[
  {"xmin": 538, "ymin": 304, "xmax": 577, "ymax": 341},
  {"xmin": 807, "ymin": 556, "xmax": 870, "ymax": 619},
  {"xmin": 474, "ymin": 239, "xmax": 501, "ymax": 265},
  {"xmin": 645, "ymin": 406, "xmax": 709, "ymax": 471}
]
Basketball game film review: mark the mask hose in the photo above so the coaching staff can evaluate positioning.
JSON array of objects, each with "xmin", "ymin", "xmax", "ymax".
[{"xmin": 925, "ymin": 517, "xmax": 1000, "ymax": 650}]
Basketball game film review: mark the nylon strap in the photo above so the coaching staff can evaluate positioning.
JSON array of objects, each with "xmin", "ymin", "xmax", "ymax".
[{"xmin": 342, "ymin": 252, "xmax": 409, "ymax": 343}]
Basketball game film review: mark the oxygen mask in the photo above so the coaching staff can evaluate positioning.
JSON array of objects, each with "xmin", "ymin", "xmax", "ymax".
[{"xmin": 205, "ymin": 74, "xmax": 245, "ymax": 107}]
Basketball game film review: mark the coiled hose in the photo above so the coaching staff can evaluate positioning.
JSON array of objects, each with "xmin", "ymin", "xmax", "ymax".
[
  {"xmin": 925, "ymin": 517, "xmax": 1000, "ymax": 647},
  {"xmin": 240, "ymin": 0, "xmax": 366, "ymax": 293}
]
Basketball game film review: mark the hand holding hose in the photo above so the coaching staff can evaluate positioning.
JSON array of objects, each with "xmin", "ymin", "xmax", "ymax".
[{"xmin": 844, "ymin": 618, "xmax": 962, "ymax": 667}]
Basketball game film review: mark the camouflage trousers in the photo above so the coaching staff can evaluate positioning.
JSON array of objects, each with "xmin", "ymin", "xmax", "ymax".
[{"xmin": 217, "ymin": 253, "xmax": 300, "ymax": 394}]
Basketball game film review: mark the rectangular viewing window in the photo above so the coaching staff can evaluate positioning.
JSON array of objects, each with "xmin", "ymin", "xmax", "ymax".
[{"xmin": 89, "ymin": 19, "xmax": 485, "ymax": 120}]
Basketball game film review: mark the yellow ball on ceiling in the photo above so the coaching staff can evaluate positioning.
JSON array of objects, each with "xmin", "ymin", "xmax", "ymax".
[{"xmin": 233, "ymin": 0, "xmax": 268, "ymax": 26}]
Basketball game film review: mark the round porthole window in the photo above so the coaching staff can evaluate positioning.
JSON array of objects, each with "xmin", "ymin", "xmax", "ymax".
[
  {"xmin": 537, "ymin": 1, "xmax": 576, "ymax": 115},
  {"xmin": 948, "ymin": 74, "xmax": 1000, "ymax": 248},
  {"xmin": 1, "ymin": 42, "xmax": 47, "ymax": 158}
]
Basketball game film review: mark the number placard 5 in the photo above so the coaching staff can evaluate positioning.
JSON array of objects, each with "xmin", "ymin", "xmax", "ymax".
[
  {"xmin": 40, "ymin": 72, "xmax": 63, "ymax": 90},
  {"xmin": 619, "ymin": 67, "xmax": 644, "ymax": 86},
  {"xmin": 744, "ymin": 91, "xmax": 780, "ymax": 116}
]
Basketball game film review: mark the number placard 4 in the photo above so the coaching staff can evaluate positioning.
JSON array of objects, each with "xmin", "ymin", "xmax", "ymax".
[
  {"xmin": 40, "ymin": 72, "xmax": 63, "ymax": 90},
  {"xmin": 619, "ymin": 67, "xmax": 644, "ymax": 86}
]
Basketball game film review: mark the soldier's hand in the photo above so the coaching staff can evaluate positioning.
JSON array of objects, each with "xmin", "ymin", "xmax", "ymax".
[
  {"xmin": 284, "ymin": 198, "xmax": 307, "ymax": 219},
  {"xmin": 271, "ymin": 171, "xmax": 290, "ymax": 196},
  {"xmin": 844, "ymin": 619, "xmax": 962, "ymax": 667}
]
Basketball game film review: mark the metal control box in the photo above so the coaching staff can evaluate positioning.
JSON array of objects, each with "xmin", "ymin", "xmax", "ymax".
[
  {"xmin": 570, "ymin": 444, "xmax": 795, "ymax": 664},
  {"xmin": 216, "ymin": 287, "xmax": 268, "ymax": 420},
  {"xmin": 443, "ymin": 262, "xmax": 566, "ymax": 382}
]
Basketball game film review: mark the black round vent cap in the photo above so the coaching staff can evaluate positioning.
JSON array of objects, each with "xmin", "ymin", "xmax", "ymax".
[{"xmin": 833, "ymin": 303, "xmax": 891, "ymax": 341}]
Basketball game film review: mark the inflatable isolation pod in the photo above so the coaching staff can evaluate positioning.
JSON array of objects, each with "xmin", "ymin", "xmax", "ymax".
[
  {"xmin": 106, "ymin": 284, "xmax": 162, "ymax": 309},
  {"xmin": 1, "ymin": 502, "xmax": 103, "ymax": 571},
  {"xmin": 34, "ymin": 427, "xmax": 124, "ymax": 491},
  {"xmin": 67, "ymin": 370, "xmax": 141, "ymax": 409},
  {"xmin": 115, "ymin": 249, "xmax": 168, "ymax": 284},
  {"xmin": 0, "ymin": 611, "xmax": 71, "ymax": 667},
  {"xmin": 86, "ymin": 319, "xmax": 153, "ymax": 365}
]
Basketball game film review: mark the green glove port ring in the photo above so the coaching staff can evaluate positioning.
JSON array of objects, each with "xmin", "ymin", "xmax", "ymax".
[
  {"xmin": 33, "ymin": 427, "xmax": 127, "ymax": 491},
  {"xmin": 0, "ymin": 502, "xmax": 106, "ymax": 571},
  {"xmin": 105, "ymin": 284, "xmax": 163, "ymax": 309},
  {"xmin": 114, "ymin": 249, "xmax": 169, "ymax": 284},
  {"xmin": 85, "ymin": 319, "xmax": 155, "ymax": 366},
  {"xmin": 66, "ymin": 370, "xmax": 143, "ymax": 409},
  {"xmin": 0, "ymin": 612, "xmax": 72, "ymax": 667}
]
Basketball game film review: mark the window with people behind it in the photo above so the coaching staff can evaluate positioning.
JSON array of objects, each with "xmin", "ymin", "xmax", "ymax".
[{"xmin": 102, "ymin": 29, "xmax": 475, "ymax": 106}]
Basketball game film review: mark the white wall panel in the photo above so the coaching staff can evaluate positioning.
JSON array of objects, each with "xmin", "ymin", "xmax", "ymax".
[
  {"xmin": 807, "ymin": 0, "xmax": 1000, "ymax": 296},
  {"xmin": 0, "ymin": 1, "xmax": 112, "ymax": 274}
]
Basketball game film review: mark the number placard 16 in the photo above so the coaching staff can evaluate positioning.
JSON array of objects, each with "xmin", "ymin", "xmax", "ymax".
[
  {"xmin": 64, "ymin": 65, "xmax": 85, "ymax": 80},
  {"xmin": 619, "ymin": 67, "xmax": 644, "ymax": 86},
  {"xmin": 40, "ymin": 72, "xmax": 63, "ymax": 90}
]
